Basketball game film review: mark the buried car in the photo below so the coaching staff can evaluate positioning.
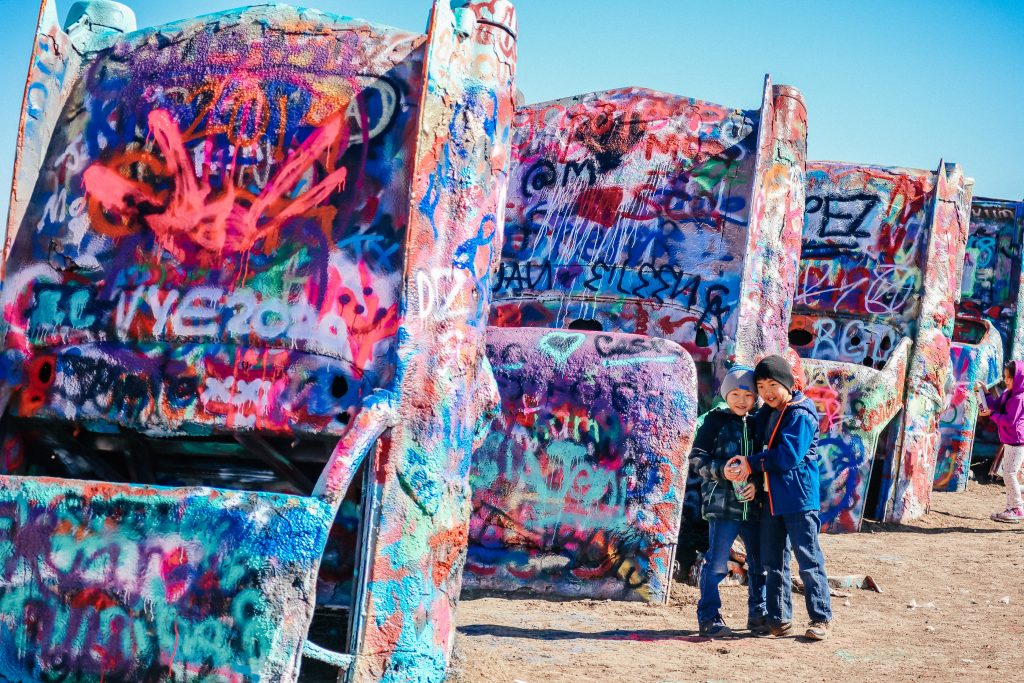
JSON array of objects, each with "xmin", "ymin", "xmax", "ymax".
[{"xmin": 0, "ymin": 1, "xmax": 517, "ymax": 681}]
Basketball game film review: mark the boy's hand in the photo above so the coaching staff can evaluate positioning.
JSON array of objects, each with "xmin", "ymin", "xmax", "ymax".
[
  {"xmin": 723, "ymin": 460, "xmax": 740, "ymax": 481},
  {"xmin": 979, "ymin": 406, "xmax": 992, "ymax": 417},
  {"xmin": 737, "ymin": 482, "xmax": 756, "ymax": 501},
  {"xmin": 725, "ymin": 456, "xmax": 751, "ymax": 481}
]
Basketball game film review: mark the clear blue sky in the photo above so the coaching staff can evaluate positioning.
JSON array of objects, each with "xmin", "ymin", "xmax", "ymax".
[{"xmin": 0, "ymin": 0, "xmax": 1021, "ymax": 224}]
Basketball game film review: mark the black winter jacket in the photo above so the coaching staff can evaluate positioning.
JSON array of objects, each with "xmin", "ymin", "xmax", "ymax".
[{"xmin": 689, "ymin": 407, "xmax": 761, "ymax": 521}]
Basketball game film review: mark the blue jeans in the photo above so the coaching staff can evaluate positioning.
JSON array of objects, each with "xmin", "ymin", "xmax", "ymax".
[
  {"xmin": 697, "ymin": 519, "xmax": 766, "ymax": 624},
  {"xmin": 761, "ymin": 510, "xmax": 832, "ymax": 624}
]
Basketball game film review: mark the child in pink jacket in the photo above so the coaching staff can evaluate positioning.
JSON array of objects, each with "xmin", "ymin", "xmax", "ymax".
[{"xmin": 979, "ymin": 361, "xmax": 1024, "ymax": 523}]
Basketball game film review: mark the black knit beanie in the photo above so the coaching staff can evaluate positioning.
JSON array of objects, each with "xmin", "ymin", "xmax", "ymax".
[{"xmin": 754, "ymin": 355, "xmax": 795, "ymax": 392}]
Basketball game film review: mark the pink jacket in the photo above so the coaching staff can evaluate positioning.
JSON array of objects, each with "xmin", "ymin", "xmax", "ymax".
[{"xmin": 987, "ymin": 361, "xmax": 1024, "ymax": 447}]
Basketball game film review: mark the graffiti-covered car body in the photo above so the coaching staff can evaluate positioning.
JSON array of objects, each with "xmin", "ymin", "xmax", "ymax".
[
  {"xmin": 467, "ymin": 327, "xmax": 697, "ymax": 603},
  {"xmin": 0, "ymin": 1, "xmax": 517, "ymax": 681},
  {"xmin": 958, "ymin": 199, "xmax": 1024, "ymax": 360},
  {"xmin": 934, "ymin": 316, "xmax": 1002, "ymax": 492},
  {"xmin": 467, "ymin": 80, "xmax": 809, "ymax": 602},
  {"xmin": 789, "ymin": 161, "xmax": 972, "ymax": 530},
  {"xmin": 945, "ymin": 198, "xmax": 1024, "ymax": 471},
  {"xmin": 489, "ymin": 81, "xmax": 808, "ymax": 399},
  {"xmin": 797, "ymin": 340, "xmax": 910, "ymax": 532}
]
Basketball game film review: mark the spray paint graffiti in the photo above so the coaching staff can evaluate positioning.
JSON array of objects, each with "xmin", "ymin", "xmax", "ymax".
[
  {"xmin": 491, "ymin": 87, "xmax": 758, "ymax": 372},
  {"xmin": 479, "ymin": 80, "xmax": 806, "ymax": 590},
  {"xmin": 0, "ymin": 401, "xmax": 390, "ymax": 682},
  {"xmin": 886, "ymin": 163, "xmax": 972, "ymax": 522},
  {"xmin": 957, "ymin": 198, "xmax": 1024, "ymax": 463},
  {"xmin": 934, "ymin": 321, "xmax": 1002, "ymax": 492},
  {"xmin": 346, "ymin": 2, "xmax": 518, "ymax": 680},
  {"xmin": 733, "ymin": 83, "xmax": 808, "ymax": 369},
  {"xmin": 490, "ymin": 82, "xmax": 806, "ymax": 402},
  {"xmin": 4, "ymin": 3, "xmax": 430, "ymax": 433},
  {"xmin": 0, "ymin": 484, "xmax": 330, "ymax": 680},
  {"xmin": 0, "ymin": 2, "xmax": 518, "ymax": 681},
  {"xmin": 794, "ymin": 165, "xmax": 935, "ymax": 362},
  {"xmin": 4, "ymin": 0, "xmax": 137, "ymax": 263},
  {"xmin": 466, "ymin": 327, "xmax": 696, "ymax": 603},
  {"xmin": 960, "ymin": 200, "xmax": 1024, "ymax": 353},
  {"xmin": 801, "ymin": 344, "xmax": 908, "ymax": 532},
  {"xmin": 790, "ymin": 161, "xmax": 971, "ymax": 527}
]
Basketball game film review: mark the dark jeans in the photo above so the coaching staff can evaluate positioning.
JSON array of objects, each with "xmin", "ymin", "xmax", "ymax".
[
  {"xmin": 697, "ymin": 518, "xmax": 766, "ymax": 624},
  {"xmin": 761, "ymin": 510, "xmax": 832, "ymax": 624}
]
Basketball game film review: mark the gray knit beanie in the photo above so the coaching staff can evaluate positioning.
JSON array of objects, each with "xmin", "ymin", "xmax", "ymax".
[{"xmin": 720, "ymin": 365, "xmax": 756, "ymax": 399}]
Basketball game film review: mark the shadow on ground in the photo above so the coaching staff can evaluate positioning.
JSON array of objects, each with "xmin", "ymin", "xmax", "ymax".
[
  {"xmin": 861, "ymin": 508, "xmax": 1024, "ymax": 535},
  {"xmin": 457, "ymin": 624, "xmax": 710, "ymax": 643}
]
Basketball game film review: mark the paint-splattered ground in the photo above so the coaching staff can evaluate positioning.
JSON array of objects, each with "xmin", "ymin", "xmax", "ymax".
[{"xmin": 452, "ymin": 480, "xmax": 1024, "ymax": 682}]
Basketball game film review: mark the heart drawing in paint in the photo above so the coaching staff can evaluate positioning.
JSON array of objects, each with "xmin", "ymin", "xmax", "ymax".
[{"xmin": 538, "ymin": 331, "xmax": 586, "ymax": 367}]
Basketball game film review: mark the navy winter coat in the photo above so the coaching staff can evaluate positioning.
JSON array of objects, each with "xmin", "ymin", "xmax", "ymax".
[
  {"xmin": 690, "ymin": 407, "xmax": 760, "ymax": 521},
  {"xmin": 748, "ymin": 392, "xmax": 821, "ymax": 516}
]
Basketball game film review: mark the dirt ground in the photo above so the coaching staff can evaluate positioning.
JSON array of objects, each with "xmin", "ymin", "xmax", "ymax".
[{"xmin": 451, "ymin": 480, "xmax": 1024, "ymax": 683}]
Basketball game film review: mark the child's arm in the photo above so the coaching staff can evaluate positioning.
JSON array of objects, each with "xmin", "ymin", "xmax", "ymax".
[
  {"xmin": 984, "ymin": 390, "xmax": 1000, "ymax": 413},
  {"xmin": 746, "ymin": 411, "xmax": 817, "ymax": 473},
  {"xmin": 990, "ymin": 393, "xmax": 1024, "ymax": 431},
  {"xmin": 689, "ymin": 413, "xmax": 727, "ymax": 481}
]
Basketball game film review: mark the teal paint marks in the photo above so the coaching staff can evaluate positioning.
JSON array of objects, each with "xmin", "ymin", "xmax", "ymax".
[
  {"xmin": 0, "ymin": 480, "xmax": 331, "ymax": 679},
  {"xmin": 467, "ymin": 327, "xmax": 697, "ymax": 604},
  {"xmin": 602, "ymin": 355, "xmax": 679, "ymax": 367}
]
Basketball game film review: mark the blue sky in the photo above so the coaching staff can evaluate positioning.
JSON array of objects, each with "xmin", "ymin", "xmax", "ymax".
[{"xmin": 0, "ymin": 0, "xmax": 1021, "ymax": 224}]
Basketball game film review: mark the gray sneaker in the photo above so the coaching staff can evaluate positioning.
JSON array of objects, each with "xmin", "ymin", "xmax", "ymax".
[{"xmin": 805, "ymin": 621, "xmax": 832, "ymax": 641}]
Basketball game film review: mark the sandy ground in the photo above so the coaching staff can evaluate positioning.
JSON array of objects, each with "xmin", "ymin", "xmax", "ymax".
[{"xmin": 451, "ymin": 480, "xmax": 1024, "ymax": 683}]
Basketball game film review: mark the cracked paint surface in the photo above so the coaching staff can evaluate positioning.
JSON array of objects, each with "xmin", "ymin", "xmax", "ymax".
[{"xmin": 466, "ymin": 327, "xmax": 696, "ymax": 603}]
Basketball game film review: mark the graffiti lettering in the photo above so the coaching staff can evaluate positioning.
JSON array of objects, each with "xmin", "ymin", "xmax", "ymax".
[
  {"xmin": 493, "ymin": 88, "xmax": 755, "ymax": 365},
  {"xmin": 804, "ymin": 193, "xmax": 878, "ymax": 247}
]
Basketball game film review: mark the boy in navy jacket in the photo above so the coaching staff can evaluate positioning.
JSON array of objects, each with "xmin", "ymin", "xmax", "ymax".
[{"xmin": 725, "ymin": 355, "xmax": 833, "ymax": 641}]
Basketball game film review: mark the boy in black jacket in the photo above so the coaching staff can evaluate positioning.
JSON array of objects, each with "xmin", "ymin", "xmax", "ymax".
[{"xmin": 690, "ymin": 365, "xmax": 769, "ymax": 637}]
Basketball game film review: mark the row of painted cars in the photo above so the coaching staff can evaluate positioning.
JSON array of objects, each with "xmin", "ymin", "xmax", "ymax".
[
  {"xmin": 0, "ymin": 1, "xmax": 1019, "ymax": 681},
  {"xmin": 466, "ymin": 89, "xmax": 1019, "ymax": 604}
]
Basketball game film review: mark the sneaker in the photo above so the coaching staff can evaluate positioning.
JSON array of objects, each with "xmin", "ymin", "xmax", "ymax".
[
  {"xmin": 698, "ymin": 616, "xmax": 733, "ymax": 638},
  {"xmin": 991, "ymin": 507, "xmax": 1024, "ymax": 523},
  {"xmin": 769, "ymin": 621, "xmax": 793, "ymax": 637},
  {"xmin": 805, "ymin": 621, "xmax": 832, "ymax": 641},
  {"xmin": 747, "ymin": 614, "xmax": 771, "ymax": 637}
]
